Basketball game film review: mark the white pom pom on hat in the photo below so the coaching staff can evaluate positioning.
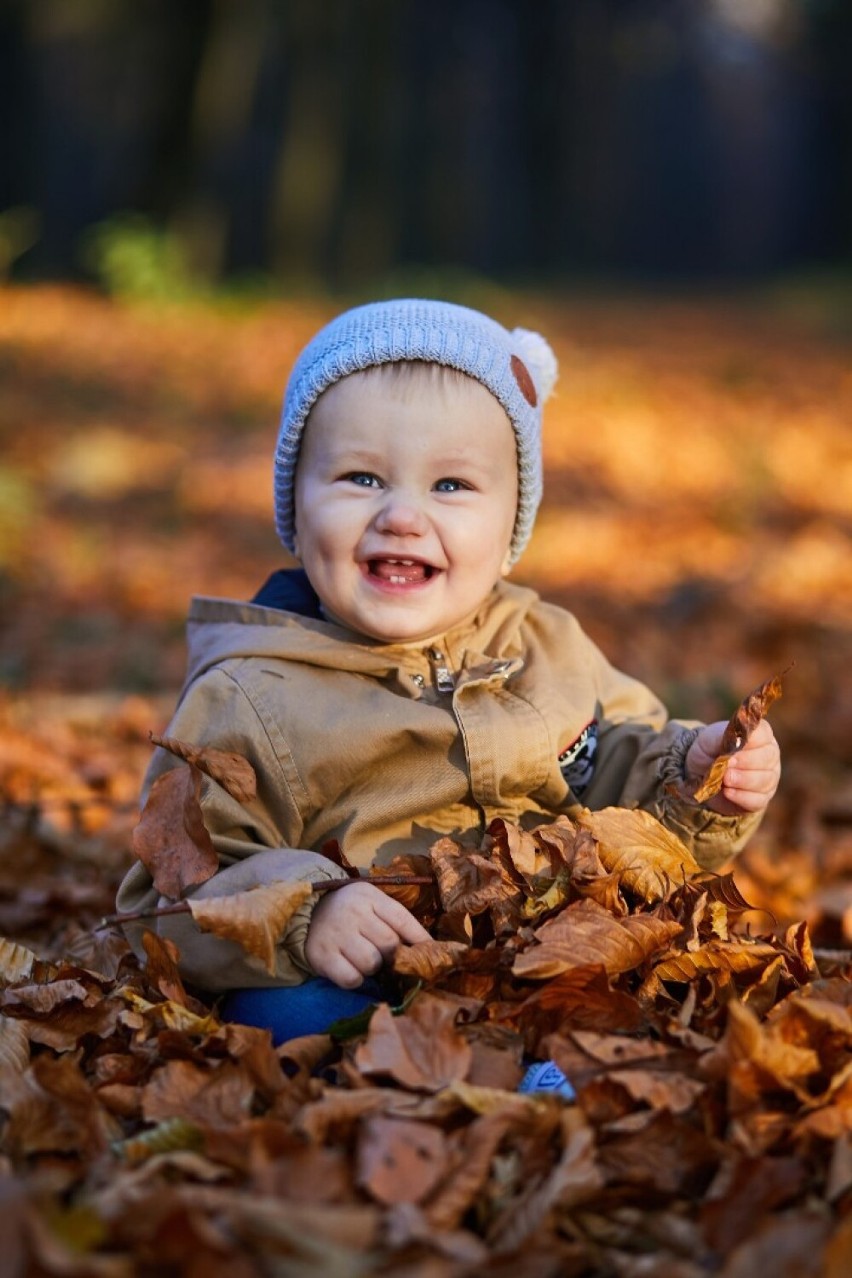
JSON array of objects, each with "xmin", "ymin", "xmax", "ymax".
[
  {"xmin": 274, "ymin": 298, "xmax": 558, "ymax": 567},
  {"xmin": 511, "ymin": 327, "xmax": 559, "ymax": 403}
]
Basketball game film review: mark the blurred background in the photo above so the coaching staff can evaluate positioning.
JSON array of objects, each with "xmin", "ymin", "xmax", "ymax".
[
  {"xmin": 0, "ymin": 0, "xmax": 851, "ymax": 936},
  {"xmin": 1, "ymin": 0, "xmax": 852, "ymax": 289}
]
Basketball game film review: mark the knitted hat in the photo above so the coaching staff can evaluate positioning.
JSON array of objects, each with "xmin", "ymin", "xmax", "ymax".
[{"xmin": 274, "ymin": 298, "xmax": 558, "ymax": 566}]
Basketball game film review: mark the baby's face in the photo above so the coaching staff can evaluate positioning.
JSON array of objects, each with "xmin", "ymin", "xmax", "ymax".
[{"xmin": 293, "ymin": 367, "xmax": 518, "ymax": 644}]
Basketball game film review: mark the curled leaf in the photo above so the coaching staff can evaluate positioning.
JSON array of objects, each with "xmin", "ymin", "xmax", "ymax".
[
  {"xmin": 692, "ymin": 670, "xmax": 787, "ymax": 804},
  {"xmin": 429, "ymin": 839, "xmax": 505, "ymax": 916},
  {"xmin": 487, "ymin": 817, "xmax": 577, "ymax": 886},
  {"xmin": 650, "ymin": 939, "xmax": 780, "ymax": 985},
  {"xmin": 188, "ymin": 880, "xmax": 313, "ymax": 976},
  {"xmin": 141, "ymin": 930, "xmax": 189, "ymax": 1006},
  {"xmin": 0, "ymin": 937, "xmax": 56, "ymax": 988},
  {"xmin": 369, "ymin": 854, "xmax": 438, "ymax": 919},
  {"xmin": 393, "ymin": 939, "xmax": 470, "ymax": 982},
  {"xmin": 151, "ymin": 733, "xmax": 257, "ymax": 804}
]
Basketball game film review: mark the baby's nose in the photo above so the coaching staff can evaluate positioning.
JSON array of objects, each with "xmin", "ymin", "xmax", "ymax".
[{"xmin": 372, "ymin": 492, "xmax": 429, "ymax": 535}]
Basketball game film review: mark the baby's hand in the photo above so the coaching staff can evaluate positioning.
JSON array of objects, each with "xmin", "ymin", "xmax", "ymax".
[
  {"xmin": 685, "ymin": 719, "xmax": 781, "ymax": 816},
  {"xmin": 305, "ymin": 881, "xmax": 431, "ymax": 988}
]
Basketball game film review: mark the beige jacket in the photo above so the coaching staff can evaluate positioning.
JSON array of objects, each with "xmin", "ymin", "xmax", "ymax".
[{"xmin": 117, "ymin": 580, "xmax": 759, "ymax": 989}]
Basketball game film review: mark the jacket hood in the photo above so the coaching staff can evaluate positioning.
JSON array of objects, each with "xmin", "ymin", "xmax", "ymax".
[{"xmin": 181, "ymin": 575, "xmax": 542, "ymax": 694}]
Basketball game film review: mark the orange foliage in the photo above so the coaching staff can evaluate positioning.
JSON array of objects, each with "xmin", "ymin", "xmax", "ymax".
[{"xmin": 0, "ymin": 285, "xmax": 850, "ymax": 1272}]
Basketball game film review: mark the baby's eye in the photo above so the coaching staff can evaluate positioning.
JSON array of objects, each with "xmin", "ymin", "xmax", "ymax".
[
  {"xmin": 433, "ymin": 478, "xmax": 469, "ymax": 493},
  {"xmin": 344, "ymin": 472, "xmax": 382, "ymax": 488}
]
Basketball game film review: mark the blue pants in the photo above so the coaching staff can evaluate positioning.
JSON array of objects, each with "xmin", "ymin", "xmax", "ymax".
[
  {"xmin": 219, "ymin": 981, "xmax": 576, "ymax": 1101},
  {"xmin": 219, "ymin": 977, "xmax": 384, "ymax": 1045}
]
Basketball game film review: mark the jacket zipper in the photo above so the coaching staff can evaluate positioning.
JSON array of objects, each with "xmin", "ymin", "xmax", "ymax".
[{"xmin": 427, "ymin": 647, "xmax": 455, "ymax": 693}]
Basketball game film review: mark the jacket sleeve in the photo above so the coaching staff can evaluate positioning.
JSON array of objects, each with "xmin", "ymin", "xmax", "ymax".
[
  {"xmin": 576, "ymin": 633, "xmax": 762, "ymax": 871},
  {"xmin": 115, "ymin": 664, "xmax": 350, "ymax": 990}
]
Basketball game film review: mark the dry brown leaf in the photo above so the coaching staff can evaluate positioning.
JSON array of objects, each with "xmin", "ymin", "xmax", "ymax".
[
  {"xmin": 823, "ymin": 1213, "xmax": 852, "ymax": 1278},
  {"xmin": 4, "ymin": 998, "xmax": 121, "ymax": 1052},
  {"xmin": 703, "ymin": 998, "xmax": 822, "ymax": 1108},
  {"xmin": 6, "ymin": 1053, "xmax": 120, "ymax": 1160},
  {"xmin": 466, "ymin": 1035, "xmax": 524, "ymax": 1090},
  {"xmin": 355, "ymin": 996, "xmax": 473, "ymax": 1092},
  {"xmin": 650, "ymin": 939, "xmax": 781, "ymax": 985},
  {"xmin": 576, "ymin": 807, "xmax": 701, "ymax": 900},
  {"xmin": 369, "ymin": 853, "xmax": 438, "ymax": 919},
  {"xmin": 141, "ymin": 1058, "xmax": 256, "ymax": 1126},
  {"xmin": 3, "ymin": 977, "xmax": 92, "ymax": 1016},
  {"xmin": 487, "ymin": 1117, "xmax": 602, "ymax": 1252},
  {"xmin": 141, "ymin": 931, "xmax": 189, "ymax": 1006},
  {"xmin": 239, "ymin": 1138, "xmax": 354, "ymax": 1205},
  {"xmin": 393, "ymin": 939, "xmax": 470, "ymax": 982},
  {"xmin": 0, "ymin": 938, "xmax": 56, "ymax": 988},
  {"xmin": 513, "ymin": 898, "xmax": 682, "ymax": 980},
  {"xmin": 276, "ymin": 1032, "xmax": 338, "ymax": 1082},
  {"xmin": 782, "ymin": 919, "xmax": 820, "ymax": 982},
  {"xmin": 162, "ymin": 1187, "xmax": 380, "ymax": 1260},
  {"xmin": 699, "ymin": 1154, "xmax": 807, "ymax": 1254},
  {"xmin": 709, "ymin": 1209, "xmax": 830, "ymax": 1278},
  {"xmin": 739, "ymin": 955, "xmax": 788, "ymax": 1019},
  {"xmin": 295, "ymin": 1087, "xmax": 409, "ymax": 1145},
  {"xmin": 594, "ymin": 1108, "xmax": 719, "ymax": 1196},
  {"xmin": 119, "ymin": 987, "xmax": 221, "ymax": 1037},
  {"xmin": 131, "ymin": 765, "xmax": 218, "ymax": 899},
  {"xmin": 573, "ymin": 870, "xmax": 627, "ymax": 916},
  {"xmin": 604, "ymin": 1067, "xmax": 706, "ymax": 1114},
  {"xmin": 769, "ymin": 986, "xmax": 852, "ymax": 1052},
  {"xmin": 513, "ymin": 964, "xmax": 646, "ymax": 1036},
  {"xmin": 384, "ymin": 1201, "xmax": 489, "ymax": 1266},
  {"xmin": 568, "ymin": 1028, "xmax": 671, "ymax": 1065},
  {"xmin": 429, "ymin": 838, "xmax": 506, "ymax": 916},
  {"xmin": 0, "ymin": 1013, "xmax": 30, "ymax": 1075},
  {"xmin": 424, "ymin": 1109, "xmax": 517, "ymax": 1232},
  {"xmin": 188, "ymin": 880, "xmax": 312, "ymax": 976},
  {"xmin": 692, "ymin": 671, "xmax": 786, "ymax": 804},
  {"xmin": 356, "ymin": 1114, "xmax": 448, "ymax": 1205},
  {"xmin": 487, "ymin": 816, "xmax": 577, "ymax": 885},
  {"xmin": 700, "ymin": 872, "xmax": 760, "ymax": 915},
  {"xmin": 442, "ymin": 1081, "xmax": 538, "ymax": 1118},
  {"xmin": 151, "ymin": 734, "xmax": 257, "ymax": 804}
]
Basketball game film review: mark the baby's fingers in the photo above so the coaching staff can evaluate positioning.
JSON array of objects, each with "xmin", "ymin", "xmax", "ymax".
[
  {"xmin": 737, "ymin": 718, "xmax": 778, "ymax": 758},
  {"xmin": 731, "ymin": 723, "xmax": 780, "ymax": 780},
  {"xmin": 373, "ymin": 892, "xmax": 432, "ymax": 945},
  {"xmin": 719, "ymin": 747, "xmax": 780, "ymax": 815},
  {"xmin": 322, "ymin": 951, "xmax": 372, "ymax": 989}
]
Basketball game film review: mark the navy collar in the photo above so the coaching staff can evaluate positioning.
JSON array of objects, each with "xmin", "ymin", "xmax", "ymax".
[{"xmin": 251, "ymin": 568, "xmax": 323, "ymax": 619}]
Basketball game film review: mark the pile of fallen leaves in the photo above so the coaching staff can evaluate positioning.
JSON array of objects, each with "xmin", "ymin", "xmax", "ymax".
[{"xmin": 1, "ymin": 691, "xmax": 851, "ymax": 1276}]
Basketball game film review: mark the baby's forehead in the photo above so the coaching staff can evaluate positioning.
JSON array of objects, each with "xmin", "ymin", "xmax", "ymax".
[
  {"xmin": 309, "ymin": 360, "xmax": 509, "ymax": 424},
  {"xmin": 302, "ymin": 360, "xmax": 515, "ymax": 466},
  {"xmin": 332, "ymin": 360, "xmax": 484, "ymax": 402}
]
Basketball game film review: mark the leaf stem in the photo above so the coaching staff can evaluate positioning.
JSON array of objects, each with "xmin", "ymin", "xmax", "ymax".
[{"xmin": 99, "ymin": 874, "xmax": 434, "ymax": 927}]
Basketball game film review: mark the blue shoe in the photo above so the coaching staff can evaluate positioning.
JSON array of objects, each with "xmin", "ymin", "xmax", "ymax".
[{"xmin": 518, "ymin": 1059, "xmax": 575, "ymax": 1101}]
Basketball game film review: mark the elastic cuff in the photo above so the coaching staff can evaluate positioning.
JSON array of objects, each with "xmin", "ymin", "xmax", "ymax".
[{"xmin": 659, "ymin": 725, "xmax": 701, "ymax": 791}]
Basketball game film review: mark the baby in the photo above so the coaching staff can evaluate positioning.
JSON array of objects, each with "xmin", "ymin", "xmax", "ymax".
[{"xmin": 117, "ymin": 299, "xmax": 780, "ymax": 1039}]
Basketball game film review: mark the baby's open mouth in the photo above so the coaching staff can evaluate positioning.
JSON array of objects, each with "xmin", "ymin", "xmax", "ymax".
[{"xmin": 368, "ymin": 558, "xmax": 435, "ymax": 585}]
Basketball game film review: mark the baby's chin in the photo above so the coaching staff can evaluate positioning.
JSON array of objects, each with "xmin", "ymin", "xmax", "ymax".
[{"xmin": 317, "ymin": 595, "xmax": 496, "ymax": 647}]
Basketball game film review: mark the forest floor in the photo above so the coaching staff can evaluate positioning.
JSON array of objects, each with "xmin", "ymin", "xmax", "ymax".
[{"xmin": 0, "ymin": 282, "xmax": 850, "ymax": 1275}]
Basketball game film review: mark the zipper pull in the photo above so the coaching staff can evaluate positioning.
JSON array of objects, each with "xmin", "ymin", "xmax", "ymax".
[{"xmin": 427, "ymin": 647, "xmax": 455, "ymax": 693}]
